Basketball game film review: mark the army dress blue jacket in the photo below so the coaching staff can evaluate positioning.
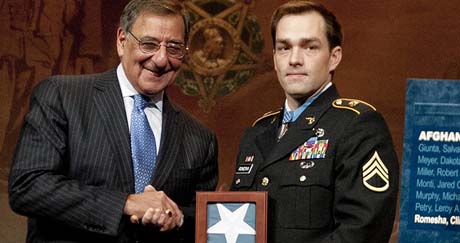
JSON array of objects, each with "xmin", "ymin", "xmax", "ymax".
[{"xmin": 231, "ymin": 84, "xmax": 399, "ymax": 243}]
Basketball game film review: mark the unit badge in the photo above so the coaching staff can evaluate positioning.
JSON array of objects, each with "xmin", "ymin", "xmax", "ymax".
[
  {"xmin": 362, "ymin": 151, "xmax": 390, "ymax": 192},
  {"xmin": 314, "ymin": 128, "xmax": 325, "ymax": 137},
  {"xmin": 289, "ymin": 137, "xmax": 328, "ymax": 160}
]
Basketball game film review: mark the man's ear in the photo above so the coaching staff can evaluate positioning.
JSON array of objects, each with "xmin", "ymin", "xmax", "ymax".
[
  {"xmin": 116, "ymin": 27, "xmax": 127, "ymax": 57},
  {"xmin": 328, "ymin": 46, "xmax": 342, "ymax": 72},
  {"xmin": 273, "ymin": 49, "xmax": 278, "ymax": 72}
]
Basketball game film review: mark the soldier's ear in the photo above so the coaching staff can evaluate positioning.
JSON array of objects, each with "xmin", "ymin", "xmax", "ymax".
[
  {"xmin": 273, "ymin": 49, "xmax": 279, "ymax": 72},
  {"xmin": 328, "ymin": 46, "xmax": 342, "ymax": 72}
]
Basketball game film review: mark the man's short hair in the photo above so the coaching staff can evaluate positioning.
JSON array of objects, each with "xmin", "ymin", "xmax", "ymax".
[
  {"xmin": 120, "ymin": 0, "xmax": 190, "ymax": 43},
  {"xmin": 271, "ymin": 0, "xmax": 343, "ymax": 49}
]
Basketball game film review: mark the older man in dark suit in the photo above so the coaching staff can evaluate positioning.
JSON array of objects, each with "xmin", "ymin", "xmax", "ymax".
[{"xmin": 8, "ymin": 0, "xmax": 218, "ymax": 242}]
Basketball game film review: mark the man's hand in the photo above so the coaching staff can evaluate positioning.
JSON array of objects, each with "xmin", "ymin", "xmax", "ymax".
[{"xmin": 124, "ymin": 185, "xmax": 184, "ymax": 231}]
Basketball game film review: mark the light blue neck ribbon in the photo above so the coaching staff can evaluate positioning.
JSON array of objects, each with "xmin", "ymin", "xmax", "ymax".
[{"xmin": 285, "ymin": 82, "xmax": 331, "ymax": 122}]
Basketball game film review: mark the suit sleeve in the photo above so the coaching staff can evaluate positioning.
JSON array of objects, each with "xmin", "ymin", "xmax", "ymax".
[
  {"xmin": 8, "ymin": 79, "xmax": 128, "ymax": 236},
  {"xmin": 179, "ymin": 130, "xmax": 218, "ymax": 240},
  {"xmin": 182, "ymin": 132, "xmax": 218, "ymax": 213},
  {"xmin": 323, "ymin": 111, "xmax": 399, "ymax": 243},
  {"xmin": 197, "ymin": 133, "xmax": 219, "ymax": 191}
]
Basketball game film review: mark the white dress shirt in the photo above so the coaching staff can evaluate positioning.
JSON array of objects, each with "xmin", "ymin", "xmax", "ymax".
[{"xmin": 116, "ymin": 64, "xmax": 162, "ymax": 154}]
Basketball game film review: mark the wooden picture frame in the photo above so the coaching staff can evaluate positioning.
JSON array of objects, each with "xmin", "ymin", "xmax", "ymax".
[{"xmin": 195, "ymin": 191, "xmax": 268, "ymax": 243}]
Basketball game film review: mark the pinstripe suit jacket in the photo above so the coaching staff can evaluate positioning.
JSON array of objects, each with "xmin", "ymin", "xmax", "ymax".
[{"xmin": 8, "ymin": 69, "xmax": 218, "ymax": 242}]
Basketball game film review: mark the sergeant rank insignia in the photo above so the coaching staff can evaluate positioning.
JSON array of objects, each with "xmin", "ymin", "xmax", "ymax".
[
  {"xmin": 362, "ymin": 151, "xmax": 389, "ymax": 192},
  {"xmin": 290, "ymin": 137, "xmax": 328, "ymax": 160}
]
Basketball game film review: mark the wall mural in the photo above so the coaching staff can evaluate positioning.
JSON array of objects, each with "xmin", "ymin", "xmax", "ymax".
[
  {"xmin": 0, "ymin": 0, "xmax": 102, "ymax": 174},
  {"xmin": 0, "ymin": 0, "xmax": 263, "ymax": 175},
  {"xmin": 177, "ymin": 0, "xmax": 264, "ymax": 112}
]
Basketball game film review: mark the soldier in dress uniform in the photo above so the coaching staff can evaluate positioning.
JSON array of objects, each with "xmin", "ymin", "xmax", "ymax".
[{"xmin": 231, "ymin": 1, "xmax": 399, "ymax": 242}]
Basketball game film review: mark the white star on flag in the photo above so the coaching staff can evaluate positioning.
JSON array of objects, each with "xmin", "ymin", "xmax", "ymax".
[{"xmin": 207, "ymin": 203, "xmax": 256, "ymax": 243}]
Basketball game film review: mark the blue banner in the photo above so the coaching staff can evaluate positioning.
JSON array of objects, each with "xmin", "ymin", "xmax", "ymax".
[{"xmin": 399, "ymin": 79, "xmax": 460, "ymax": 242}]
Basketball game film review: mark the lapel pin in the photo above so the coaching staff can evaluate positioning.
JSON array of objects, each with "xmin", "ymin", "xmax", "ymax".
[{"xmin": 305, "ymin": 117, "xmax": 315, "ymax": 125}]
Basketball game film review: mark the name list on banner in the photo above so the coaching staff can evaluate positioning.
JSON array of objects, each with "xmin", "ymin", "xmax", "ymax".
[{"xmin": 399, "ymin": 79, "xmax": 460, "ymax": 243}]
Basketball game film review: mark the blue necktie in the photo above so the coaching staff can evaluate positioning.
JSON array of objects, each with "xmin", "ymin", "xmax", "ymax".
[{"xmin": 131, "ymin": 94, "xmax": 157, "ymax": 193}]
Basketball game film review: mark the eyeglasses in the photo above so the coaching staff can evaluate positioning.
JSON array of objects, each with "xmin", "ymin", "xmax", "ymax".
[{"xmin": 128, "ymin": 31, "xmax": 187, "ymax": 59}]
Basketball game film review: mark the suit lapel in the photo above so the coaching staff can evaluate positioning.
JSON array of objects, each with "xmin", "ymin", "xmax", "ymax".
[
  {"xmin": 93, "ymin": 70, "xmax": 134, "ymax": 192},
  {"xmin": 260, "ymin": 85, "xmax": 340, "ymax": 170},
  {"xmin": 151, "ymin": 95, "xmax": 182, "ymax": 189}
]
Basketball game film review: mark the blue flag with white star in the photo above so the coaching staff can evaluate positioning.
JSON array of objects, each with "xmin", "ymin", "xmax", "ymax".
[{"xmin": 207, "ymin": 203, "xmax": 256, "ymax": 243}]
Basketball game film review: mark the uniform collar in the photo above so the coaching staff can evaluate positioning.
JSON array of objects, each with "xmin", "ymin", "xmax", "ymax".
[
  {"xmin": 288, "ymin": 83, "xmax": 340, "ymax": 130},
  {"xmin": 284, "ymin": 82, "xmax": 332, "ymax": 122}
]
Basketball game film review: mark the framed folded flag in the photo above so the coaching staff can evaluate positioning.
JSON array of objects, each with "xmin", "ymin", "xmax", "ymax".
[{"xmin": 195, "ymin": 191, "xmax": 268, "ymax": 243}]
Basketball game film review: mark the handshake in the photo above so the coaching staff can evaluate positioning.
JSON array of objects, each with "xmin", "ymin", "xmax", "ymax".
[{"xmin": 124, "ymin": 185, "xmax": 184, "ymax": 231}]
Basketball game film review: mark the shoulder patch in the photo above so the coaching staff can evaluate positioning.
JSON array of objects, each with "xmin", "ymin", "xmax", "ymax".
[
  {"xmin": 332, "ymin": 98, "xmax": 376, "ymax": 115},
  {"xmin": 252, "ymin": 110, "xmax": 280, "ymax": 127}
]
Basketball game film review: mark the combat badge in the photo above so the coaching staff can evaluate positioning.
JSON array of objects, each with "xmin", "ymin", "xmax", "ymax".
[
  {"xmin": 300, "ymin": 161, "xmax": 315, "ymax": 169},
  {"xmin": 362, "ymin": 151, "xmax": 390, "ymax": 192}
]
